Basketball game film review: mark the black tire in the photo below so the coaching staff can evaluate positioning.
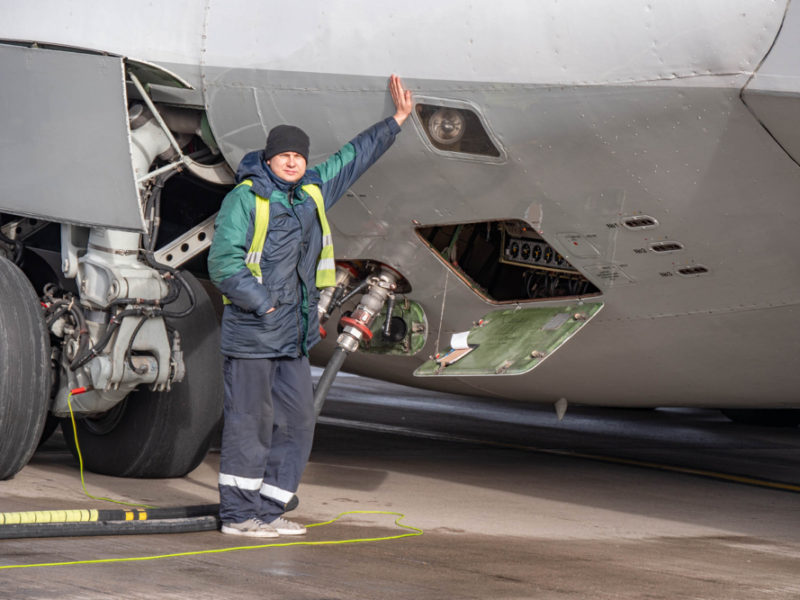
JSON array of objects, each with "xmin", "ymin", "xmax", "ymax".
[
  {"xmin": 721, "ymin": 409, "xmax": 800, "ymax": 428},
  {"xmin": 61, "ymin": 272, "xmax": 223, "ymax": 477},
  {"xmin": 37, "ymin": 415, "xmax": 60, "ymax": 448},
  {"xmin": 0, "ymin": 256, "xmax": 51, "ymax": 480}
]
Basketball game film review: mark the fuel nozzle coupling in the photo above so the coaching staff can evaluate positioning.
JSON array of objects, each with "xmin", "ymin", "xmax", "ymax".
[
  {"xmin": 317, "ymin": 264, "xmax": 358, "ymax": 326},
  {"xmin": 336, "ymin": 269, "xmax": 398, "ymax": 353},
  {"xmin": 313, "ymin": 267, "xmax": 399, "ymax": 418}
]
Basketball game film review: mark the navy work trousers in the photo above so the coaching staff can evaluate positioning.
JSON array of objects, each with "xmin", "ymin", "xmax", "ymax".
[{"xmin": 218, "ymin": 355, "xmax": 315, "ymax": 524}]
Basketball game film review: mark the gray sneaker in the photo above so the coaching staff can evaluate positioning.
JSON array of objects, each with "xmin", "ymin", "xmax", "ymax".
[
  {"xmin": 221, "ymin": 517, "xmax": 279, "ymax": 538},
  {"xmin": 269, "ymin": 517, "xmax": 307, "ymax": 536}
]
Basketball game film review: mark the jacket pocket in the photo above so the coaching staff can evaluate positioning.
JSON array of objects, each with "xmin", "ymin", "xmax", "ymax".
[{"xmin": 265, "ymin": 285, "xmax": 298, "ymax": 309}]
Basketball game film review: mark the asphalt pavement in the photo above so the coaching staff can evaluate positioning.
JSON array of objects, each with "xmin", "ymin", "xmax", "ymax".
[{"xmin": 1, "ymin": 371, "xmax": 798, "ymax": 599}]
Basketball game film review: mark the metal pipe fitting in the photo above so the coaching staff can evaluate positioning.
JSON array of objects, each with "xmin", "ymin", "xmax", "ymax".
[{"xmin": 336, "ymin": 268, "xmax": 398, "ymax": 353}]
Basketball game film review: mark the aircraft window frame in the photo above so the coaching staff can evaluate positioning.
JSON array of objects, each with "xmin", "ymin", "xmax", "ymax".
[{"xmin": 410, "ymin": 96, "xmax": 507, "ymax": 165}]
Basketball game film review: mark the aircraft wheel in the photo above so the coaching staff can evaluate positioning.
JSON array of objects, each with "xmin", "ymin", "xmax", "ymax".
[
  {"xmin": 61, "ymin": 272, "xmax": 223, "ymax": 477},
  {"xmin": 721, "ymin": 409, "xmax": 800, "ymax": 428},
  {"xmin": 0, "ymin": 256, "xmax": 51, "ymax": 480},
  {"xmin": 37, "ymin": 415, "xmax": 60, "ymax": 448}
]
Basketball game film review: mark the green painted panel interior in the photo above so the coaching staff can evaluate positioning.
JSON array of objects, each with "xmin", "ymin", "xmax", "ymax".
[
  {"xmin": 358, "ymin": 299, "xmax": 428, "ymax": 356},
  {"xmin": 414, "ymin": 302, "xmax": 603, "ymax": 377}
]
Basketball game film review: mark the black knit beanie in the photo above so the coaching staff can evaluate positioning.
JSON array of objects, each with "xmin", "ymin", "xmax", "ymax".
[{"xmin": 264, "ymin": 125, "xmax": 310, "ymax": 161}]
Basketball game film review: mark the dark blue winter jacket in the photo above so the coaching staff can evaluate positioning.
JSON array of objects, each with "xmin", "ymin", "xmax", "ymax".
[{"xmin": 208, "ymin": 117, "xmax": 402, "ymax": 358}]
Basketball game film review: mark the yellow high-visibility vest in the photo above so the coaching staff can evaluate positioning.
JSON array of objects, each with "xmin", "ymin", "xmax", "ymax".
[{"xmin": 222, "ymin": 179, "xmax": 336, "ymax": 305}]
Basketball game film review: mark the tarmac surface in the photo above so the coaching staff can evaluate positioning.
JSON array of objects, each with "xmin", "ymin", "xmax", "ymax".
[{"xmin": 1, "ymin": 371, "xmax": 799, "ymax": 599}]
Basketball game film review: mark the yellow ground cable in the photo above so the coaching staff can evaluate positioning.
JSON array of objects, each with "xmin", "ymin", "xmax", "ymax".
[
  {"xmin": 66, "ymin": 391, "xmax": 156, "ymax": 509},
  {"xmin": 0, "ymin": 507, "xmax": 197, "ymax": 525},
  {"xmin": 0, "ymin": 510, "xmax": 423, "ymax": 571},
  {"xmin": 0, "ymin": 509, "xmax": 99, "ymax": 526}
]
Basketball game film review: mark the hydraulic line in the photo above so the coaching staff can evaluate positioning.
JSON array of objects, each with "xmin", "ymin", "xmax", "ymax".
[
  {"xmin": 124, "ymin": 314, "xmax": 151, "ymax": 374},
  {"xmin": 42, "ymin": 292, "xmax": 92, "ymax": 371},
  {"xmin": 68, "ymin": 265, "xmax": 196, "ymax": 371},
  {"xmin": 143, "ymin": 250, "xmax": 197, "ymax": 318},
  {"xmin": 142, "ymin": 171, "xmax": 178, "ymax": 253},
  {"xmin": 71, "ymin": 307, "xmax": 141, "ymax": 369}
]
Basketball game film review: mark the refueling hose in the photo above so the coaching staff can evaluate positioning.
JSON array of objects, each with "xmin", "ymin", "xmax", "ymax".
[{"xmin": 313, "ymin": 346, "xmax": 348, "ymax": 417}]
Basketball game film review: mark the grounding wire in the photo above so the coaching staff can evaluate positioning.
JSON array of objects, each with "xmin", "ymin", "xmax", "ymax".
[
  {"xmin": 66, "ymin": 391, "xmax": 156, "ymax": 509},
  {"xmin": 0, "ymin": 510, "xmax": 423, "ymax": 571}
]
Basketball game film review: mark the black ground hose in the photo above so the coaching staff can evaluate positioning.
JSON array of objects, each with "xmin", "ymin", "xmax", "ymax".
[
  {"xmin": 0, "ymin": 497, "xmax": 299, "ymax": 540},
  {"xmin": 0, "ymin": 504, "xmax": 220, "ymax": 539},
  {"xmin": 313, "ymin": 347, "xmax": 348, "ymax": 417},
  {"xmin": 0, "ymin": 517, "xmax": 220, "ymax": 539},
  {"xmin": 0, "ymin": 503, "xmax": 219, "ymax": 526}
]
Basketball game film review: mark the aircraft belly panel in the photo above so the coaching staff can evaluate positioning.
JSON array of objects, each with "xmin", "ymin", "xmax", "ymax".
[
  {"xmin": 0, "ymin": 44, "xmax": 143, "ymax": 231},
  {"xmin": 205, "ymin": 68, "xmax": 800, "ymax": 318},
  {"xmin": 743, "ymin": 0, "xmax": 800, "ymax": 164},
  {"xmin": 414, "ymin": 303, "xmax": 603, "ymax": 377},
  {"xmin": 316, "ymin": 301, "xmax": 800, "ymax": 408}
]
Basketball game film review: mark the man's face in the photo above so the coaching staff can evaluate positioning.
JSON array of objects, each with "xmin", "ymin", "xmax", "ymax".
[{"xmin": 268, "ymin": 152, "xmax": 307, "ymax": 183}]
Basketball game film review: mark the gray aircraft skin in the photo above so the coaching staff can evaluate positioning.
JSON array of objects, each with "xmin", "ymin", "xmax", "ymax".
[{"xmin": 1, "ymin": 0, "xmax": 799, "ymax": 426}]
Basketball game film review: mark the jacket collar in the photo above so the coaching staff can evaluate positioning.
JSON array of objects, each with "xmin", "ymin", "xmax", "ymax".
[{"xmin": 235, "ymin": 150, "xmax": 322, "ymax": 198}]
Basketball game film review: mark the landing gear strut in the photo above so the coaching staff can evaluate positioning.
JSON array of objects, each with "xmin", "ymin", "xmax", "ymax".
[{"xmin": 60, "ymin": 272, "xmax": 222, "ymax": 477}]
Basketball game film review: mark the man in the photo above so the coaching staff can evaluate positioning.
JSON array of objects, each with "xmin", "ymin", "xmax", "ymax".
[{"xmin": 208, "ymin": 75, "xmax": 413, "ymax": 537}]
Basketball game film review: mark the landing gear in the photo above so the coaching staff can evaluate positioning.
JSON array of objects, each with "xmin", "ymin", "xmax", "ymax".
[
  {"xmin": 61, "ymin": 272, "xmax": 223, "ymax": 477},
  {"xmin": 0, "ymin": 256, "xmax": 51, "ymax": 480}
]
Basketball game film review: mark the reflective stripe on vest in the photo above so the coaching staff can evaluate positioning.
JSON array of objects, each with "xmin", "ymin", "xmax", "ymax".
[
  {"xmin": 305, "ymin": 184, "xmax": 337, "ymax": 288},
  {"xmin": 222, "ymin": 179, "xmax": 335, "ymax": 305}
]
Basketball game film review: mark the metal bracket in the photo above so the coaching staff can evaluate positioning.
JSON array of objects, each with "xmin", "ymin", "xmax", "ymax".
[
  {"xmin": 153, "ymin": 213, "xmax": 216, "ymax": 268},
  {"xmin": 129, "ymin": 72, "xmax": 188, "ymax": 185},
  {"xmin": 1, "ymin": 218, "xmax": 49, "ymax": 241}
]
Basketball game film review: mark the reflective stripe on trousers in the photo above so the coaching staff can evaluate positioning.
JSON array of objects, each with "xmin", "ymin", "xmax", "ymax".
[{"xmin": 218, "ymin": 355, "xmax": 315, "ymax": 524}]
